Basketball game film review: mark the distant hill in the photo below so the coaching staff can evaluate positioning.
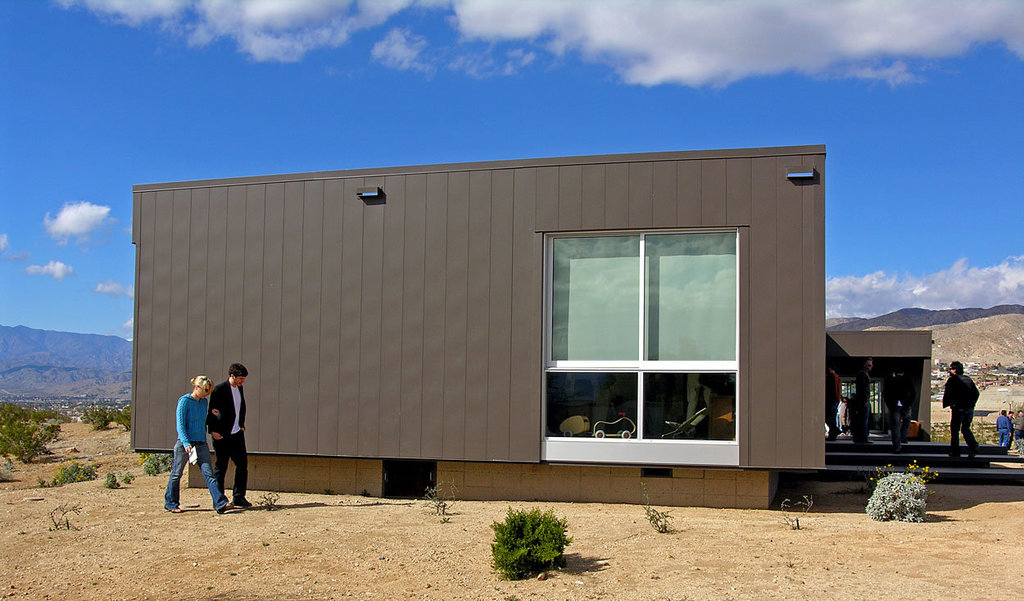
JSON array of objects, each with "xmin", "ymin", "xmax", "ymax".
[
  {"xmin": 924, "ymin": 314, "xmax": 1024, "ymax": 366},
  {"xmin": 826, "ymin": 304, "xmax": 1024, "ymax": 331},
  {"xmin": 0, "ymin": 325, "xmax": 131, "ymax": 399}
]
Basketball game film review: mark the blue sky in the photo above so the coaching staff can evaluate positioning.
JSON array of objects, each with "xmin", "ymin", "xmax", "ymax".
[{"xmin": 1, "ymin": 0, "xmax": 1022, "ymax": 339}]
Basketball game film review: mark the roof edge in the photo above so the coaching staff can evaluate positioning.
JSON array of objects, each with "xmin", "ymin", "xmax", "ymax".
[{"xmin": 133, "ymin": 144, "xmax": 826, "ymax": 193}]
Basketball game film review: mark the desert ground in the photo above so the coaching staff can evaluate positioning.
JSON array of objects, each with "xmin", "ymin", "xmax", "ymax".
[{"xmin": 2, "ymin": 422, "xmax": 1023, "ymax": 601}]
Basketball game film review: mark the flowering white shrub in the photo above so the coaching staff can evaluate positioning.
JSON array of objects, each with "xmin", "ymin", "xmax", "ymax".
[{"xmin": 865, "ymin": 472, "xmax": 927, "ymax": 522}]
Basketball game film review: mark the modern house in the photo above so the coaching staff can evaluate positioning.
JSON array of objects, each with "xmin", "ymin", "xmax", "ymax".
[{"xmin": 132, "ymin": 145, "xmax": 831, "ymax": 508}]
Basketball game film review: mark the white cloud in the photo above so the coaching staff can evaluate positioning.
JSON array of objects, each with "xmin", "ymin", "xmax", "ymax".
[
  {"xmin": 55, "ymin": 0, "xmax": 189, "ymax": 25},
  {"xmin": 94, "ymin": 281, "xmax": 135, "ymax": 298},
  {"xmin": 122, "ymin": 317, "xmax": 134, "ymax": 331},
  {"xmin": 55, "ymin": 0, "xmax": 1024, "ymax": 84},
  {"xmin": 449, "ymin": 0, "xmax": 1024, "ymax": 86},
  {"xmin": 826, "ymin": 256, "xmax": 1024, "ymax": 318},
  {"xmin": 60, "ymin": 0, "xmax": 416, "ymax": 62},
  {"xmin": 43, "ymin": 201, "xmax": 113, "ymax": 245},
  {"xmin": 372, "ymin": 28, "xmax": 432, "ymax": 72},
  {"xmin": 0, "ymin": 233, "xmax": 30, "ymax": 262},
  {"xmin": 25, "ymin": 261, "xmax": 75, "ymax": 281}
]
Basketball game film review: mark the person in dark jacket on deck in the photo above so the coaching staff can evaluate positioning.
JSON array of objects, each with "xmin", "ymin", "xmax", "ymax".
[
  {"xmin": 883, "ymin": 369, "xmax": 915, "ymax": 453},
  {"xmin": 942, "ymin": 361, "xmax": 980, "ymax": 458}
]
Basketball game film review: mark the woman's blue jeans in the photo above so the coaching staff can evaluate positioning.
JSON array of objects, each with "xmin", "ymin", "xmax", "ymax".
[{"xmin": 164, "ymin": 440, "xmax": 229, "ymax": 511}]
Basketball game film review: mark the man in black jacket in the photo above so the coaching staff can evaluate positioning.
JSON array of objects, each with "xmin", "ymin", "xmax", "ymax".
[
  {"xmin": 942, "ymin": 360, "xmax": 980, "ymax": 458},
  {"xmin": 207, "ymin": 363, "xmax": 251, "ymax": 508},
  {"xmin": 883, "ymin": 369, "xmax": 915, "ymax": 453},
  {"xmin": 850, "ymin": 358, "xmax": 873, "ymax": 443}
]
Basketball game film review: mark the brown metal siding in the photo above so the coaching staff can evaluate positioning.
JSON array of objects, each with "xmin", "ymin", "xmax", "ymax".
[
  {"xmin": 775, "ymin": 158, "xmax": 805, "ymax": 464},
  {"xmin": 420, "ymin": 173, "xmax": 447, "ymax": 458},
  {"xmin": 442, "ymin": 172, "xmax": 469, "ymax": 459},
  {"xmin": 317, "ymin": 179, "xmax": 343, "ymax": 455},
  {"xmin": 259, "ymin": 183, "xmax": 285, "ymax": 452},
  {"xmin": 132, "ymin": 146, "xmax": 825, "ymax": 469},
  {"xmin": 299, "ymin": 181, "xmax": 324, "ymax": 456},
  {"xmin": 509, "ymin": 168, "xmax": 541, "ymax": 460},
  {"xmin": 400, "ymin": 175, "xmax": 427, "ymax": 456},
  {"xmin": 379, "ymin": 175, "xmax": 406, "ymax": 458},
  {"xmin": 243, "ymin": 184, "xmax": 267, "ymax": 449},
  {"xmin": 747, "ymin": 158, "xmax": 780, "ymax": 466},
  {"xmin": 487, "ymin": 170, "xmax": 515, "ymax": 459},
  {"xmin": 466, "ymin": 171, "xmax": 491, "ymax": 461}
]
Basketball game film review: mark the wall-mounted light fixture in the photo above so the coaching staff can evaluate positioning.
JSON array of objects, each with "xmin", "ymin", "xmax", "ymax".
[
  {"xmin": 786, "ymin": 167, "xmax": 817, "ymax": 181},
  {"xmin": 356, "ymin": 186, "xmax": 385, "ymax": 204}
]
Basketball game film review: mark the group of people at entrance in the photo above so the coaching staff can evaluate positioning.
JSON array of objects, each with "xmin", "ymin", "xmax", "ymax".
[
  {"xmin": 826, "ymin": 358, "xmax": 985, "ymax": 457},
  {"xmin": 163, "ymin": 363, "xmax": 252, "ymax": 514},
  {"xmin": 826, "ymin": 357, "xmax": 914, "ymax": 451}
]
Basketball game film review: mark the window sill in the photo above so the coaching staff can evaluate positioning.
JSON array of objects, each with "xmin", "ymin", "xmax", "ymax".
[{"xmin": 542, "ymin": 438, "xmax": 739, "ymax": 466}]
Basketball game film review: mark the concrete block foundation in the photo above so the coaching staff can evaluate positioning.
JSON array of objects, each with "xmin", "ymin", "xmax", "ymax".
[{"xmin": 190, "ymin": 457, "xmax": 779, "ymax": 508}]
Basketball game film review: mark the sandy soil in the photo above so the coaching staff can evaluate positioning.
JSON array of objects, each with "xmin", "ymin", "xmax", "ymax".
[{"xmin": 2, "ymin": 423, "xmax": 1023, "ymax": 601}]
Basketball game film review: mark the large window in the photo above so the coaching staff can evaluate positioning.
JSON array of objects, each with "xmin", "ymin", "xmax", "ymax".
[{"xmin": 546, "ymin": 231, "xmax": 738, "ymax": 446}]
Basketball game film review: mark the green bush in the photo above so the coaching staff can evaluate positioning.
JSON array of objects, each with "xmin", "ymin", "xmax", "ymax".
[
  {"xmin": 0, "ymin": 457, "xmax": 13, "ymax": 481},
  {"xmin": 140, "ymin": 452, "xmax": 173, "ymax": 476},
  {"xmin": 866, "ymin": 472, "xmax": 928, "ymax": 522},
  {"xmin": 0, "ymin": 418, "xmax": 60, "ymax": 463},
  {"xmin": 82, "ymin": 406, "xmax": 113, "ymax": 431},
  {"xmin": 491, "ymin": 508, "xmax": 571, "ymax": 580},
  {"xmin": 50, "ymin": 461, "xmax": 98, "ymax": 487},
  {"xmin": 0, "ymin": 404, "xmax": 70, "ymax": 426},
  {"xmin": 0, "ymin": 403, "xmax": 66, "ymax": 463},
  {"xmin": 120, "ymin": 471, "xmax": 134, "ymax": 484},
  {"xmin": 103, "ymin": 473, "xmax": 120, "ymax": 489},
  {"xmin": 112, "ymin": 405, "xmax": 131, "ymax": 431}
]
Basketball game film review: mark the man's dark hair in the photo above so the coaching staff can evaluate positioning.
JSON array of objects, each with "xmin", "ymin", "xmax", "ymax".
[
  {"xmin": 949, "ymin": 361, "xmax": 963, "ymax": 374},
  {"xmin": 863, "ymin": 357, "xmax": 873, "ymax": 368},
  {"xmin": 228, "ymin": 363, "xmax": 248, "ymax": 378}
]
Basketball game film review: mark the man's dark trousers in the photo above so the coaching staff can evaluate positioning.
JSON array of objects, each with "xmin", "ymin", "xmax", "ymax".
[
  {"xmin": 849, "ymin": 404, "xmax": 869, "ymax": 443},
  {"xmin": 949, "ymin": 407, "xmax": 978, "ymax": 456},
  {"xmin": 889, "ymin": 406, "xmax": 911, "ymax": 451},
  {"xmin": 213, "ymin": 431, "xmax": 248, "ymax": 504}
]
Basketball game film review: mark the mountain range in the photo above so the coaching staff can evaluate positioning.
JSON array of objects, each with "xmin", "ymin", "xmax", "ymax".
[
  {"xmin": 1, "ymin": 304, "xmax": 1022, "ymax": 400},
  {"xmin": 0, "ymin": 325, "xmax": 132, "ymax": 399},
  {"xmin": 825, "ymin": 304, "xmax": 1024, "ymax": 331}
]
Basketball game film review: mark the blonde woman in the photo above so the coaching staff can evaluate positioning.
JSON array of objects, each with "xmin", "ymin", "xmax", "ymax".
[{"xmin": 164, "ymin": 376, "xmax": 231, "ymax": 514}]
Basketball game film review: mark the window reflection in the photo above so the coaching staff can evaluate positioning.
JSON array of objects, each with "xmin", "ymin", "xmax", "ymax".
[
  {"xmin": 551, "ymin": 236, "xmax": 639, "ymax": 361},
  {"xmin": 645, "ymin": 232, "xmax": 736, "ymax": 361}
]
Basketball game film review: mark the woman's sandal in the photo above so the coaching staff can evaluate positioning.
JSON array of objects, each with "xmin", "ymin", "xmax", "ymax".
[{"xmin": 167, "ymin": 508, "xmax": 183, "ymax": 514}]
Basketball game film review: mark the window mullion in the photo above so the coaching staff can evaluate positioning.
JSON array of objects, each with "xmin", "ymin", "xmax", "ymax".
[{"xmin": 637, "ymin": 234, "xmax": 647, "ymax": 438}]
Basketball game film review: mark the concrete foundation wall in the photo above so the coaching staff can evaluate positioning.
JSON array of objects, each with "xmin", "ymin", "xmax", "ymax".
[{"xmin": 191, "ymin": 456, "xmax": 778, "ymax": 508}]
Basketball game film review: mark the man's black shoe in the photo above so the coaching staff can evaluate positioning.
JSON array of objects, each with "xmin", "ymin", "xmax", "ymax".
[
  {"xmin": 967, "ymin": 446, "xmax": 978, "ymax": 459},
  {"xmin": 216, "ymin": 503, "xmax": 233, "ymax": 514},
  {"xmin": 234, "ymin": 499, "xmax": 253, "ymax": 509}
]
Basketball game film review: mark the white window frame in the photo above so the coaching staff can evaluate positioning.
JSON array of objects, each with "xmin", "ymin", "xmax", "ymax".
[{"xmin": 542, "ymin": 228, "xmax": 740, "ymax": 466}]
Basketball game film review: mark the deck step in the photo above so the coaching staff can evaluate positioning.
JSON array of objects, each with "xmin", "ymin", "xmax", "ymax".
[{"xmin": 818, "ymin": 463, "xmax": 1024, "ymax": 483}]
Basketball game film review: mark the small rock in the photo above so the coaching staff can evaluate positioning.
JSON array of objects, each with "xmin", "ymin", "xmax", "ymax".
[
  {"xmin": 536, "ymin": 572, "xmax": 548, "ymax": 581},
  {"xmin": 23, "ymin": 497, "xmax": 45, "ymax": 502}
]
